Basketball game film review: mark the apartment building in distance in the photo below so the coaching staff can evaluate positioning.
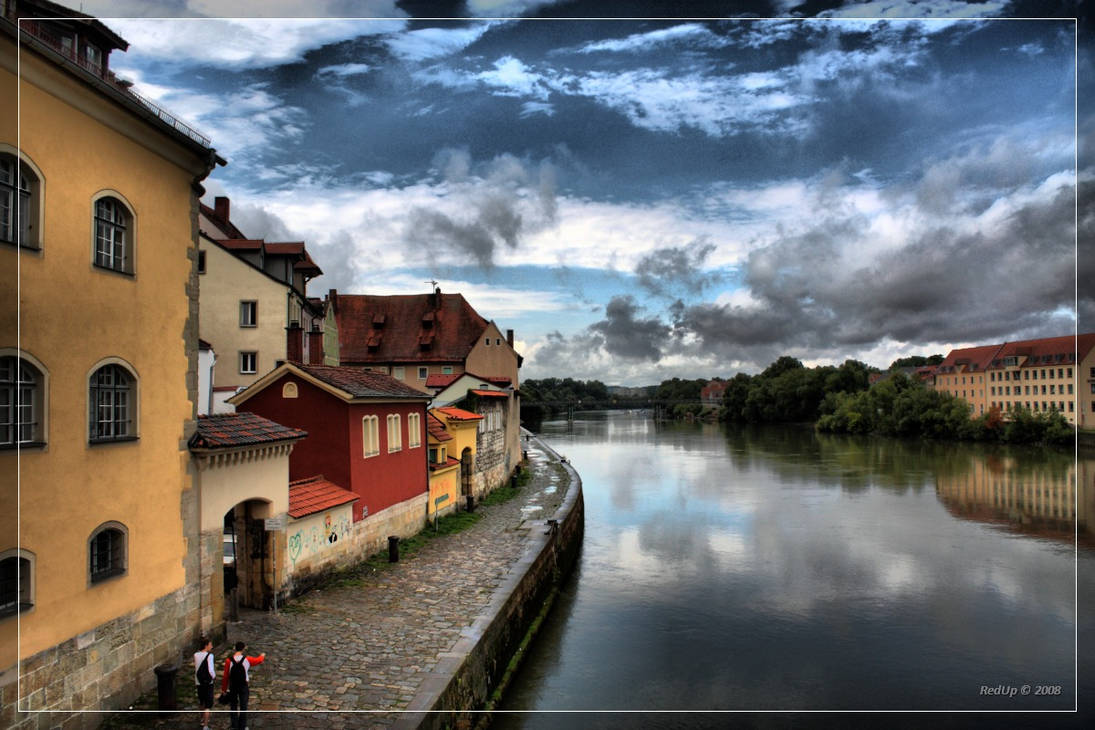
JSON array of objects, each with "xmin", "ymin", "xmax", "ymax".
[
  {"xmin": 934, "ymin": 333, "xmax": 1095, "ymax": 427},
  {"xmin": 1, "ymin": 0, "xmax": 221, "ymax": 721}
]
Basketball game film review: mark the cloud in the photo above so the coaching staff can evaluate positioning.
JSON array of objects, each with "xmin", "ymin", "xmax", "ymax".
[
  {"xmin": 575, "ymin": 23, "xmax": 729, "ymax": 54},
  {"xmin": 590, "ymin": 296, "xmax": 673, "ymax": 361},
  {"xmin": 384, "ymin": 24, "xmax": 493, "ymax": 62},
  {"xmin": 400, "ymin": 150, "xmax": 559, "ymax": 269},
  {"xmin": 812, "ymin": 1, "xmax": 1011, "ymax": 21},
  {"xmin": 316, "ymin": 62, "xmax": 373, "ymax": 77},
  {"xmin": 634, "ymin": 239, "xmax": 722, "ymax": 298},
  {"xmin": 105, "ymin": 17, "xmax": 403, "ymax": 69}
]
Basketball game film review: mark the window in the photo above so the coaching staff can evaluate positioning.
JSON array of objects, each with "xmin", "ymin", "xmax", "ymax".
[
  {"xmin": 89, "ymin": 523, "xmax": 126, "ymax": 584},
  {"xmin": 0, "ymin": 549, "xmax": 33, "ymax": 618},
  {"xmin": 362, "ymin": 415, "xmax": 379, "ymax": 457},
  {"xmin": 93, "ymin": 197, "xmax": 132, "ymax": 273},
  {"xmin": 1, "ymin": 154, "xmax": 38, "ymax": 248},
  {"xmin": 408, "ymin": 413, "xmax": 421, "ymax": 448},
  {"xmin": 496, "ymin": 338, "xmax": 502, "ymax": 346},
  {"xmin": 387, "ymin": 414, "xmax": 402, "ymax": 452},
  {"xmin": 391, "ymin": 366, "xmax": 404, "ymax": 380},
  {"xmin": 89, "ymin": 364, "xmax": 135, "ymax": 442},
  {"xmin": 418, "ymin": 367, "xmax": 428, "ymax": 380},
  {"xmin": 239, "ymin": 352, "xmax": 257, "ymax": 375},
  {"xmin": 442, "ymin": 366, "xmax": 453, "ymax": 375},
  {"xmin": 197, "ymin": 250, "xmax": 206, "ymax": 274},
  {"xmin": 0, "ymin": 356, "xmax": 43, "ymax": 447},
  {"xmin": 84, "ymin": 43, "xmax": 103, "ymax": 74},
  {"xmin": 239, "ymin": 301, "xmax": 257, "ymax": 327},
  {"xmin": 1069, "ymin": 384, "xmax": 1074, "ymax": 394},
  {"xmin": 485, "ymin": 337, "xmax": 491, "ymax": 346},
  {"xmin": 1069, "ymin": 401, "xmax": 1074, "ymax": 412},
  {"xmin": 282, "ymin": 382, "xmax": 298, "ymax": 398}
]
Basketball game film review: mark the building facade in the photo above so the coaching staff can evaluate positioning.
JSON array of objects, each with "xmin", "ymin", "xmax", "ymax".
[
  {"xmin": 229, "ymin": 364, "xmax": 431, "ymax": 555},
  {"xmin": 1, "ymin": 1, "xmax": 220, "ymax": 720}
]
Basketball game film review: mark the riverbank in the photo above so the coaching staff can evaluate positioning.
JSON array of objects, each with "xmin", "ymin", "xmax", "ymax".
[{"xmin": 100, "ymin": 432, "xmax": 582, "ymax": 729}]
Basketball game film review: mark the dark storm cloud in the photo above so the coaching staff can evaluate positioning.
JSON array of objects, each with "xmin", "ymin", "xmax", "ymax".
[
  {"xmin": 402, "ymin": 149, "xmax": 558, "ymax": 269},
  {"xmin": 672, "ymin": 176, "xmax": 1078, "ymax": 357},
  {"xmin": 589, "ymin": 296, "xmax": 672, "ymax": 361},
  {"xmin": 634, "ymin": 238, "xmax": 721, "ymax": 298}
]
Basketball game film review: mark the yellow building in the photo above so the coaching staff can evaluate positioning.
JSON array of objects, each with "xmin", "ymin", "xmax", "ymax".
[
  {"xmin": 426, "ymin": 412, "xmax": 461, "ymax": 518},
  {"xmin": 932, "ymin": 344, "xmax": 1000, "ymax": 418},
  {"xmin": 431, "ymin": 407, "xmax": 483, "ymax": 512},
  {"xmin": 1, "ymin": 1, "xmax": 220, "ymax": 719},
  {"xmin": 984, "ymin": 334, "xmax": 1095, "ymax": 427}
]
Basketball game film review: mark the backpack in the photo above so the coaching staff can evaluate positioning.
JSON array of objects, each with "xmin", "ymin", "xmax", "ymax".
[
  {"xmin": 196, "ymin": 652, "xmax": 212, "ymax": 685},
  {"xmin": 229, "ymin": 655, "xmax": 248, "ymax": 690}
]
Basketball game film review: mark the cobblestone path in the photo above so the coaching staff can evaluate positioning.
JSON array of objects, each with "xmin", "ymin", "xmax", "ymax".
[{"xmin": 106, "ymin": 434, "xmax": 569, "ymax": 730}]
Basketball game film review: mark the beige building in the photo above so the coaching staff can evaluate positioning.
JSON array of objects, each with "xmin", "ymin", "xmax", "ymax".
[
  {"xmin": 198, "ymin": 196, "xmax": 329, "ymax": 392},
  {"xmin": 935, "ymin": 334, "xmax": 1095, "ymax": 427},
  {"xmin": 1, "ymin": 0, "xmax": 221, "ymax": 721}
]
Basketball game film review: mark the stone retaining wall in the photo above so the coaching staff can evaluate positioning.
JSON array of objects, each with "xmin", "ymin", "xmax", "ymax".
[
  {"xmin": 0, "ymin": 583, "xmax": 201, "ymax": 730},
  {"xmin": 393, "ymin": 431, "xmax": 584, "ymax": 730}
]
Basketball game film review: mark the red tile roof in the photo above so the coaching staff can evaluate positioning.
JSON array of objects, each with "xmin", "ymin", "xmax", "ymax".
[
  {"xmin": 288, "ymin": 475, "xmax": 358, "ymax": 518},
  {"xmin": 335, "ymin": 292, "xmax": 490, "ymax": 364},
  {"xmin": 470, "ymin": 389, "xmax": 508, "ymax": 398},
  {"xmin": 264, "ymin": 241, "xmax": 305, "ymax": 255},
  {"xmin": 426, "ymin": 374, "xmax": 462, "ymax": 388},
  {"xmin": 189, "ymin": 412, "xmax": 307, "ymax": 450},
  {"xmin": 991, "ymin": 333, "xmax": 1095, "ymax": 368},
  {"xmin": 436, "ymin": 406, "xmax": 483, "ymax": 421},
  {"xmin": 218, "ymin": 238, "xmax": 264, "ymax": 251},
  {"xmin": 936, "ymin": 344, "xmax": 1003, "ymax": 375},
  {"xmin": 293, "ymin": 364, "xmax": 431, "ymax": 399},
  {"xmin": 427, "ymin": 413, "xmax": 453, "ymax": 442},
  {"xmin": 429, "ymin": 456, "xmax": 460, "ymax": 472}
]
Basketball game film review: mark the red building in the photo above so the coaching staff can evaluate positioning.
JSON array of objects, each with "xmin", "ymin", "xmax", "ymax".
[{"xmin": 228, "ymin": 363, "xmax": 430, "ymax": 522}]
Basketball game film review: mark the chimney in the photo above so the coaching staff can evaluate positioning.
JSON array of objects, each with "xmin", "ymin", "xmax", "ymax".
[
  {"xmin": 327, "ymin": 288, "xmax": 338, "ymax": 313},
  {"xmin": 286, "ymin": 322, "xmax": 303, "ymax": 363},
  {"xmin": 214, "ymin": 196, "xmax": 230, "ymax": 223},
  {"xmin": 506, "ymin": 329, "xmax": 514, "ymax": 347},
  {"xmin": 433, "ymin": 286, "xmax": 441, "ymax": 308},
  {"xmin": 308, "ymin": 328, "xmax": 324, "ymax": 365}
]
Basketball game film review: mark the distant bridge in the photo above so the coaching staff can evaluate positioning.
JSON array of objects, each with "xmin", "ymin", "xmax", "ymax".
[{"xmin": 523, "ymin": 399, "xmax": 707, "ymax": 421}]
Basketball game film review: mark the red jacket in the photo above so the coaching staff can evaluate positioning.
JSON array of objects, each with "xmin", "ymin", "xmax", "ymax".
[{"xmin": 221, "ymin": 653, "xmax": 265, "ymax": 692}]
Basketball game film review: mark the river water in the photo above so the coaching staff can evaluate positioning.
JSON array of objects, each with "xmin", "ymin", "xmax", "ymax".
[{"xmin": 497, "ymin": 412, "xmax": 1095, "ymax": 727}]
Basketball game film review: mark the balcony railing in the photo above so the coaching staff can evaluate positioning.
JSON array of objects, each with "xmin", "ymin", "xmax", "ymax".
[{"xmin": 16, "ymin": 18, "xmax": 213, "ymax": 148}]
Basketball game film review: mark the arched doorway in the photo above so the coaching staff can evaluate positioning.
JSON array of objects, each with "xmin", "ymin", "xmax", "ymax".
[{"xmin": 222, "ymin": 499, "xmax": 274, "ymax": 613}]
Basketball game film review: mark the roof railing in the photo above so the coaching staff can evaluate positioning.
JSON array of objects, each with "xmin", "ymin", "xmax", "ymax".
[{"xmin": 17, "ymin": 18, "xmax": 213, "ymax": 148}]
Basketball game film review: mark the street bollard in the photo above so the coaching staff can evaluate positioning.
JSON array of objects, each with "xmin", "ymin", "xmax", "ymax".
[
  {"xmin": 466, "ymin": 495, "xmax": 475, "ymax": 512},
  {"xmin": 388, "ymin": 535, "xmax": 399, "ymax": 563},
  {"xmin": 153, "ymin": 664, "xmax": 178, "ymax": 714}
]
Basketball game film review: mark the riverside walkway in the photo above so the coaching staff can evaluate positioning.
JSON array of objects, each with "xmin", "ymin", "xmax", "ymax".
[{"xmin": 108, "ymin": 433, "xmax": 571, "ymax": 730}]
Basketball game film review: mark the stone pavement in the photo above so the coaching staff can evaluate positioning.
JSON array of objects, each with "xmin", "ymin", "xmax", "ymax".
[{"xmin": 104, "ymin": 433, "xmax": 570, "ymax": 730}]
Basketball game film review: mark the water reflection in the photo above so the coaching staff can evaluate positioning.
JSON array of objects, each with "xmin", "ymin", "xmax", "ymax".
[{"xmin": 498, "ymin": 414, "xmax": 1090, "ymax": 719}]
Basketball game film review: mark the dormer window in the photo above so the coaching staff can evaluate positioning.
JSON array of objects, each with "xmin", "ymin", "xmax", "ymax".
[{"xmin": 84, "ymin": 43, "xmax": 102, "ymax": 74}]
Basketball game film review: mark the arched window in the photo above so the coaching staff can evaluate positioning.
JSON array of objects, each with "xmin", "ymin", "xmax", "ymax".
[
  {"xmin": 93, "ymin": 196, "xmax": 133, "ymax": 273},
  {"xmin": 89, "ymin": 363, "xmax": 136, "ymax": 442},
  {"xmin": 0, "ymin": 152, "xmax": 40, "ymax": 249},
  {"xmin": 0, "ymin": 548, "xmax": 34, "ymax": 617},
  {"xmin": 88, "ymin": 522, "xmax": 127, "ymax": 584},
  {"xmin": 0, "ymin": 355, "xmax": 44, "ymax": 447},
  {"xmin": 362, "ymin": 415, "xmax": 378, "ymax": 458}
]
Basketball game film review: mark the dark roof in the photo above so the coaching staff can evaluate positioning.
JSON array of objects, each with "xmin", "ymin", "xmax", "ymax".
[
  {"xmin": 289, "ymin": 475, "xmax": 357, "ymax": 518},
  {"xmin": 335, "ymin": 292, "xmax": 490, "ymax": 364},
  {"xmin": 189, "ymin": 412, "xmax": 306, "ymax": 450},
  {"xmin": 294, "ymin": 364, "xmax": 430, "ymax": 400},
  {"xmin": 200, "ymin": 202, "xmax": 248, "ymax": 239},
  {"xmin": 427, "ymin": 413, "xmax": 453, "ymax": 442}
]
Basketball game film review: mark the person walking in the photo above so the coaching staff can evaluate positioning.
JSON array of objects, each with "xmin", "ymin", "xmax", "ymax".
[
  {"xmin": 193, "ymin": 637, "xmax": 215, "ymax": 730},
  {"xmin": 221, "ymin": 641, "xmax": 266, "ymax": 730}
]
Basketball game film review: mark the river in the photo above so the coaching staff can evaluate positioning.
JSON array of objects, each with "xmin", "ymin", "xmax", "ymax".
[{"xmin": 497, "ymin": 412, "xmax": 1095, "ymax": 728}]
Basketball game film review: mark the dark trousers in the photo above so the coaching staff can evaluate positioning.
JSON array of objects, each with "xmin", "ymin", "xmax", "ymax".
[{"xmin": 229, "ymin": 685, "xmax": 249, "ymax": 729}]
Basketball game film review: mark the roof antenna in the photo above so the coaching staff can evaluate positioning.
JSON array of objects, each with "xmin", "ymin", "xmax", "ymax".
[{"xmin": 425, "ymin": 279, "xmax": 438, "ymax": 290}]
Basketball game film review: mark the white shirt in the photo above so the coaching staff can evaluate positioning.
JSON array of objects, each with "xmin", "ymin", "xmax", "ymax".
[{"xmin": 194, "ymin": 650, "xmax": 215, "ymax": 685}]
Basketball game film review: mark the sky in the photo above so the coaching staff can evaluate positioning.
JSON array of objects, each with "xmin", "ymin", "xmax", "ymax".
[{"xmin": 69, "ymin": 0, "xmax": 1090, "ymax": 386}]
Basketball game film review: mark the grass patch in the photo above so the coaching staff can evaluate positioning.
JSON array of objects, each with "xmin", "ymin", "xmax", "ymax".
[{"xmin": 481, "ymin": 464, "xmax": 532, "ymax": 507}]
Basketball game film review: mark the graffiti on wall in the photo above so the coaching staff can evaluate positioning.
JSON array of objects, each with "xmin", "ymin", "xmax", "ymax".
[{"xmin": 287, "ymin": 510, "xmax": 352, "ymax": 567}]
